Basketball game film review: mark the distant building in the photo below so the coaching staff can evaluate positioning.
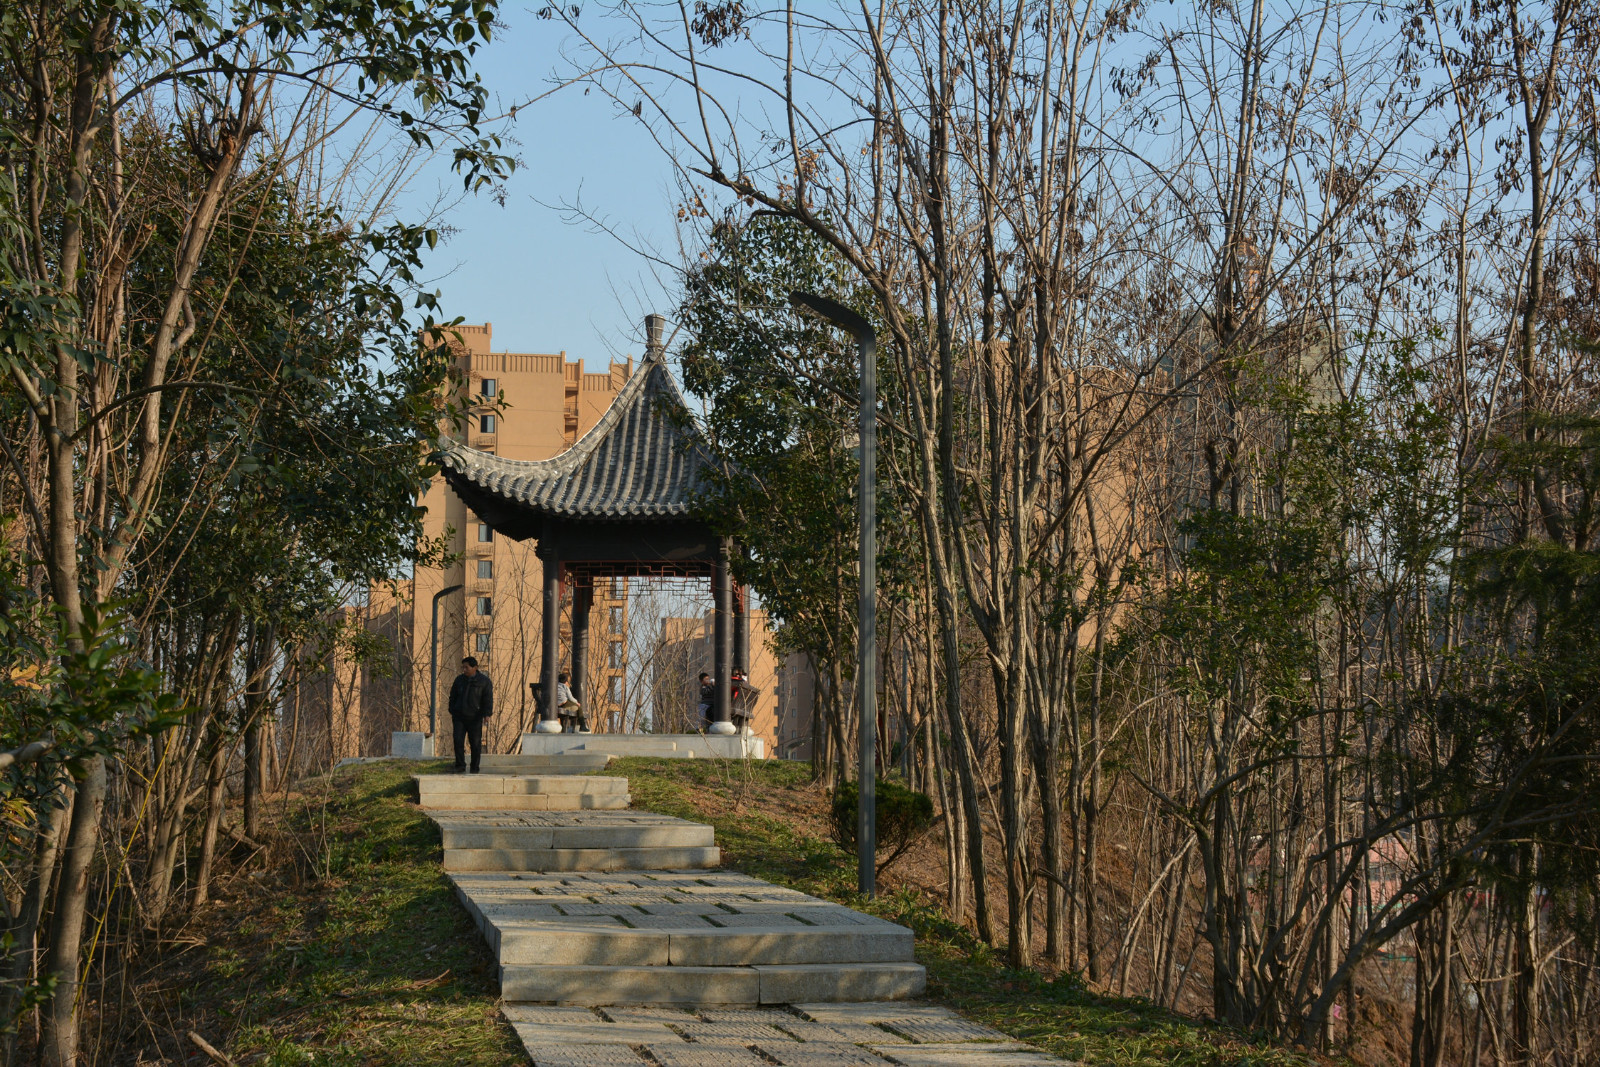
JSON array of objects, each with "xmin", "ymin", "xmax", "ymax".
[
  {"xmin": 774, "ymin": 652, "xmax": 818, "ymax": 761},
  {"xmin": 651, "ymin": 609, "xmax": 780, "ymax": 752},
  {"xmin": 409, "ymin": 324, "xmax": 635, "ymax": 749}
]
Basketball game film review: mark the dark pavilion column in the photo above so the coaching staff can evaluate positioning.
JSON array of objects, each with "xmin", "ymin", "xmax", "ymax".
[
  {"xmin": 535, "ymin": 541, "xmax": 562, "ymax": 733},
  {"xmin": 709, "ymin": 537, "xmax": 736, "ymax": 735},
  {"xmin": 732, "ymin": 577, "xmax": 750, "ymax": 735},
  {"xmin": 569, "ymin": 580, "xmax": 593, "ymax": 733},
  {"xmin": 733, "ymin": 579, "xmax": 750, "ymax": 678}
]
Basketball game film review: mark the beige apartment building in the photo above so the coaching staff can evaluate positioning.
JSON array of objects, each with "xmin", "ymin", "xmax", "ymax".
[{"xmin": 773, "ymin": 652, "xmax": 818, "ymax": 760}]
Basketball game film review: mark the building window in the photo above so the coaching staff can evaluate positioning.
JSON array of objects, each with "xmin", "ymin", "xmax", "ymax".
[
  {"xmin": 481, "ymin": 413, "xmax": 497, "ymax": 434},
  {"xmin": 481, "ymin": 377, "xmax": 496, "ymax": 397},
  {"xmin": 610, "ymin": 606, "xmax": 624, "ymax": 630},
  {"xmin": 609, "ymin": 641, "xmax": 623, "ymax": 668},
  {"xmin": 477, "ymin": 559, "xmax": 493, "ymax": 579},
  {"xmin": 477, "ymin": 596, "xmax": 492, "ymax": 616},
  {"xmin": 475, "ymin": 632, "xmax": 491, "ymax": 653},
  {"xmin": 609, "ymin": 676, "xmax": 623, "ymax": 704},
  {"xmin": 478, "ymin": 523, "xmax": 492, "ymax": 543}
]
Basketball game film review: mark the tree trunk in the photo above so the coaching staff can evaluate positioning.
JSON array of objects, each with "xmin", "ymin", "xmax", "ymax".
[
  {"xmin": 40, "ymin": 755, "xmax": 106, "ymax": 1067},
  {"xmin": 193, "ymin": 738, "xmax": 229, "ymax": 908},
  {"xmin": 1, "ymin": 790, "xmax": 71, "ymax": 1064},
  {"xmin": 242, "ymin": 622, "xmax": 275, "ymax": 839},
  {"xmin": 1511, "ymin": 849, "xmax": 1540, "ymax": 1067}
]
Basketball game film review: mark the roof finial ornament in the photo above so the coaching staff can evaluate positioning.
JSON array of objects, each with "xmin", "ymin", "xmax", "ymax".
[{"xmin": 644, "ymin": 314, "xmax": 665, "ymax": 361}]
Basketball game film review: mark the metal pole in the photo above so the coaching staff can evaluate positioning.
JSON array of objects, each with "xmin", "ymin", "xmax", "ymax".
[
  {"xmin": 789, "ymin": 291, "xmax": 876, "ymax": 897},
  {"xmin": 430, "ymin": 583, "xmax": 463, "ymax": 739}
]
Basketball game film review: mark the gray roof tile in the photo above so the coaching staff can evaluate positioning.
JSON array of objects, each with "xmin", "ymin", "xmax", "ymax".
[{"xmin": 435, "ymin": 356, "xmax": 715, "ymax": 521}]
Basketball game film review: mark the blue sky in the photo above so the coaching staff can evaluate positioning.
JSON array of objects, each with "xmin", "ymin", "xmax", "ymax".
[{"xmin": 393, "ymin": 9, "xmax": 681, "ymax": 365}]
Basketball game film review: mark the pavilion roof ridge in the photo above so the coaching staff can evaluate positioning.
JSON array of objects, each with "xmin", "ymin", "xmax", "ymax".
[{"xmin": 434, "ymin": 352, "xmax": 719, "ymax": 522}]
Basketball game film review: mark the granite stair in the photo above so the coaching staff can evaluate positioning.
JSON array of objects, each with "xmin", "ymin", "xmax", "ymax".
[
  {"xmin": 451, "ymin": 870, "xmax": 924, "ymax": 1006},
  {"xmin": 418, "ymin": 773, "xmax": 631, "ymax": 811},
  {"xmin": 414, "ymin": 762, "xmax": 926, "ymax": 1017}
]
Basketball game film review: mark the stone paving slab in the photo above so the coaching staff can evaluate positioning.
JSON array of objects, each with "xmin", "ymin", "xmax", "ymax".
[
  {"xmin": 793, "ymin": 1003, "xmax": 965, "ymax": 1024},
  {"xmin": 504, "ymin": 1004, "xmax": 1061, "ymax": 1067},
  {"xmin": 755, "ymin": 1041, "xmax": 889, "ymax": 1066},
  {"xmin": 671, "ymin": 1020, "xmax": 799, "ymax": 1044},
  {"xmin": 765, "ymin": 1021, "xmax": 911, "ymax": 1045},
  {"xmin": 647, "ymin": 1046, "xmax": 768, "ymax": 1067},
  {"xmin": 433, "ymin": 811, "xmax": 706, "ymax": 828},
  {"xmin": 599, "ymin": 1006, "xmax": 703, "ymax": 1022},
  {"xmin": 520, "ymin": 1043, "xmax": 645, "ymax": 1067},
  {"xmin": 877, "ymin": 1019, "xmax": 1019, "ymax": 1044},
  {"xmin": 868, "ymin": 1044, "xmax": 1059, "ymax": 1067},
  {"xmin": 417, "ymin": 774, "xmax": 630, "ymax": 795},
  {"xmin": 444, "ymin": 846, "xmax": 722, "ymax": 873},
  {"xmin": 454, "ymin": 870, "xmax": 915, "ymax": 971},
  {"xmin": 504, "ymin": 1005, "xmax": 612, "ymax": 1025}
]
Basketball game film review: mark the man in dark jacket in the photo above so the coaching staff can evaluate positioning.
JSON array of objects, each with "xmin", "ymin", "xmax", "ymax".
[{"xmin": 448, "ymin": 657, "xmax": 493, "ymax": 773}]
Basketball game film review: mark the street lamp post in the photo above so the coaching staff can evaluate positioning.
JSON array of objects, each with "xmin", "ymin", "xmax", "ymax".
[
  {"xmin": 430, "ymin": 583, "xmax": 464, "ymax": 742},
  {"xmin": 789, "ymin": 290, "xmax": 877, "ymax": 898}
]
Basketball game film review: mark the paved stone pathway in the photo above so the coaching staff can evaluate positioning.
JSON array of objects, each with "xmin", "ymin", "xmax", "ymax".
[
  {"xmin": 504, "ymin": 1003, "xmax": 1060, "ymax": 1067},
  {"xmin": 416, "ymin": 769, "xmax": 1059, "ymax": 1065}
]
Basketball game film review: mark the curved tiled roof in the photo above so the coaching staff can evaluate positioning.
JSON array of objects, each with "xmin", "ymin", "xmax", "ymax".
[{"xmin": 435, "ymin": 356, "xmax": 716, "ymax": 522}]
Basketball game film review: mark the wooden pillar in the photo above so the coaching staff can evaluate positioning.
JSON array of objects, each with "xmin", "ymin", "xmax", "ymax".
[
  {"xmin": 733, "ymin": 579, "xmax": 751, "ymax": 735},
  {"xmin": 536, "ymin": 543, "xmax": 561, "ymax": 732},
  {"xmin": 570, "ymin": 581, "xmax": 593, "ymax": 732},
  {"xmin": 710, "ymin": 537, "xmax": 735, "ymax": 734},
  {"xmin": 733, "ymin": 580, "xmax": 750, "ymax": 677}
]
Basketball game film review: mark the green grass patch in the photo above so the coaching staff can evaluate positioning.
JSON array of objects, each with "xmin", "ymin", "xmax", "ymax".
[
  {"xmin": 162, "ymin": 759, "xmax": 524, "ymax": 1066},
  {"xmin": 609, "ymin": 756, "xmax": 1324, "ymax": 1067}
]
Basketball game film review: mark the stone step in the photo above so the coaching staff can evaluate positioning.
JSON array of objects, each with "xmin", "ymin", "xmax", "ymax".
[
  {"xmin": 437, "ymin": 823, "xmax": 715, "ymax": 851},
  {"xmin": 500, "ymin": 961, "xmax": 925, "ymax": 1005},
  {"xmin": 476, "ymin": 753, "xmax": 614, "ymax": 773},
  {"xmin": 418, "ymin": 774, "xmax": 628, "ymax": 795},
  {"xmin": 421, "ymin": 793, "xmax": 632, "ymax": 811},
  {"xmin": 444, "ymin": 846, "xmax": 722, "ymax": 872},
  {"xmin": 491, "ymin": 922, "xmax": 914, "ymax": 967}
]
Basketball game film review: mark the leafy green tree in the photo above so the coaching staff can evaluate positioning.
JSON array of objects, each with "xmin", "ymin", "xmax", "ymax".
[
  {"xmin": 679, "ymin": 213, "xmax": 880, "ymax": 782},
  {"xmin": 0, "ymin": 0, "xmax": 508, "ymax": 1058}
]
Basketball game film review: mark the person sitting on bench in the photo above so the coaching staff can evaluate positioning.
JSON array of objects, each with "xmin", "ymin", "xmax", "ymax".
[{"xmin": 556, "ymin": 672, "xmax": 589, "ymax": 733}]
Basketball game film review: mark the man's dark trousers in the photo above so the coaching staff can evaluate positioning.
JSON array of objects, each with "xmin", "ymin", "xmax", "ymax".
[{"xmin": 452, "ymin": 715, "xmax": 483, "ymax": 772}]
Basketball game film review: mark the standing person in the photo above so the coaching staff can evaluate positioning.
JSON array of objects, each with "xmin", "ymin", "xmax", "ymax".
[
  {"xmin": 448, "ymin": 656, "xmax": 493, "ymax": 773},
  {"xmin": 697, "ymin": 672, "xmax": 715, "ymax": 729}
]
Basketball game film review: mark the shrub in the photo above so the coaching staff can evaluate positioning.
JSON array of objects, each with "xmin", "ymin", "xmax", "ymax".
[{"xmin": 830, "ymin": 779, "xmax": 935, "ymax": 874}]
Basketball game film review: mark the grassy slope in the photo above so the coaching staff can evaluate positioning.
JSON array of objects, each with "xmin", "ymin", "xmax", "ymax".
[
  {"xmin": 161, "ymin": 757, "xmax": 1320, "ymax": 1067},
  {"xmin": 610, "ymin": 756, "xmax": 1322, "ymax": 1067},
  {"xmin": 153, "ymin": 760, "xmax": 524, "ymax": 1066}
]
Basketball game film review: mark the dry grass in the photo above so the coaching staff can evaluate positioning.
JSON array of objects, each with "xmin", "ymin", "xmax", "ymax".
[
  {"xmin": 608, "ymin": 756, "xmax": 1328, "ymax": 1067},
  {"xmin": 112, "ymin": 760, "xmax": 523, "ymax": 1065}
]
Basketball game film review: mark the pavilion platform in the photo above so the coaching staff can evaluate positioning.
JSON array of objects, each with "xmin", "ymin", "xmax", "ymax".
[{"xmin": 519, "ymin": 732, "xmax": 765, "ymax": 760}]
